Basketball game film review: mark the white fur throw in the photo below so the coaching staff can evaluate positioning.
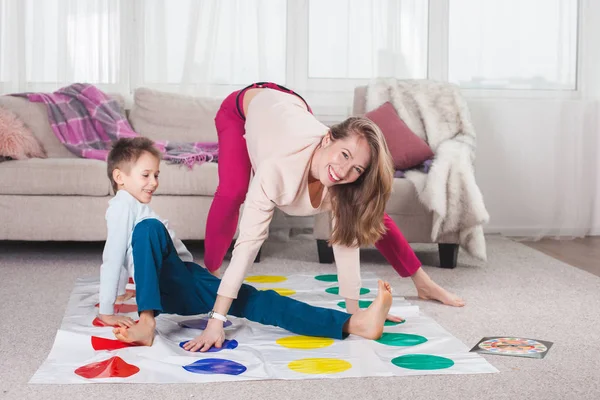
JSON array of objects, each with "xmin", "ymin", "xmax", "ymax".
[{"xmin": 367, "ymin": 79, "xmax": 489, "ymax": 261}]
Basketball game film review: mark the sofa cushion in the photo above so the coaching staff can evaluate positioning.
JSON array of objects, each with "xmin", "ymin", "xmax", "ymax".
[
  {"xmin": 365, "ymin": 102, "xmax": 434, "ymax": 170},
  {"xmin": 157, "ymin": 162, "xmax": 218, "ymax": 196},
  {"xmin": 0, "ymin": 97, "xmax": 75, "ymax": 158},
  {"xmin": 0, "ymin": 93, "xmax": 127, "ymax": 159},
  {"xmin": 0, "ymin": 106, "xmax": 47, "ymax": 159},
  {"xmin": 129, "ymin": 88, "xmax": 222, "ymax": 144},
  {"xmin": 0, "ymin": 158, "xmax": 110, "ymax": 195}
]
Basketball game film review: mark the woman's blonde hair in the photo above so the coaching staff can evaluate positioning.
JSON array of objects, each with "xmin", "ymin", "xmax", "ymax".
[{"xmin": 328, "ymin": 117, "xmax": 394, "ymax": 248}]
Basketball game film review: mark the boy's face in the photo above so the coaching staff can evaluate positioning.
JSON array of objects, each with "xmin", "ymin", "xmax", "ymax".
[{"xmin": 113, "ymin": 151, "xmax": 160, "ymax": 204}]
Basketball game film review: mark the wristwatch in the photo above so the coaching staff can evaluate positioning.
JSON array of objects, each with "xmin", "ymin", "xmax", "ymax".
[{"xmin": 208, "ymin": 310, "xmax": 228, "ymax": 322}]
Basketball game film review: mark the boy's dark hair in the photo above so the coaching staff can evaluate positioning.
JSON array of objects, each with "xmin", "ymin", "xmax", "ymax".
[{"xmin": 107, "ymin": 137, "xmax": 162, "ymax": 192}]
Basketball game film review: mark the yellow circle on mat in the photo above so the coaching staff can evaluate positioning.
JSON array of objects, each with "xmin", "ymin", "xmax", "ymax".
[
  {"xmin": 260, "ymin": 288, "xmax": 296, "ymax": 296},
  {"xmin": 245, "ymin": 275, "xmax": 287, "ymax": 283},
  {"xmin": 276, "ymin": 335, "xmax": 334, "ymax": 349},
  {"xmin": 288, "ymin": 358, "xmax": 352, "ymax": 374}
]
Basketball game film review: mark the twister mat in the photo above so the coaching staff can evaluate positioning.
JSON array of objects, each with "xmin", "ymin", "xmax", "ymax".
[{"xmin": 30, "ymin": 273, "xmax": 498, "ymax": 383}]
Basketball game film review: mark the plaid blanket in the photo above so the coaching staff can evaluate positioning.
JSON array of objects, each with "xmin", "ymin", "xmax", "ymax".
[{"xmin": 13, "ymin": 83, "xmax": 218, "ymax": 167}]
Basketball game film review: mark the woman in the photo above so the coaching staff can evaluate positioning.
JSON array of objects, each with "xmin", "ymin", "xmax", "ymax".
[{"xmin": 190, "ymin": 82, "xmax": 463, "ymax": 352}]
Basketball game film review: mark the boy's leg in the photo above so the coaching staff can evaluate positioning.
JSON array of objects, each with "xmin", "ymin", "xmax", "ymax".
[
  {"xmin": 114, "ymin": 218, "xmax": 210, "ymax": 344},
  {"xmin": 231, "ymin": 285, "xmax": 352, "ymax": 339},
  {"xmin": 187, "ymin": 265, "xmax": 351, "ymax": 339},
  {"xmin": 204, "ymin": 92, "xmax": 252, "ymax": 272}
]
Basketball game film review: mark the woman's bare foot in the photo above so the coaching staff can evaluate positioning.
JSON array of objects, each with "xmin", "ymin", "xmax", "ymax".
[
  {"xmin": 344, "ymin": 280, "xmax": 393, "ymax": 339},
  {"xmin": 113, "ymin": 311, "xmax": 156, "ymax": 346},
  {"xmin": 411, "ymin": 268, "xmax": 465, "ymax": 307}
]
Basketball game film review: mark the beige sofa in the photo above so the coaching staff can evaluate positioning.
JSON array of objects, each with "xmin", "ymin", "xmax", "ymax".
[
  {"xmin": 313, "ymin": 86, "xmax": 460, "ymax": 268},
  {"xmin": 0, "ymin": 89, "xmax": 231, "ymax": 247}
]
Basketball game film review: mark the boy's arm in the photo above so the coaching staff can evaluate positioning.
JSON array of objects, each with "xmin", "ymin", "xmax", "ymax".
[{"xmin": 99, "ymin": 202, "xmax": 132, "ymax": 315}]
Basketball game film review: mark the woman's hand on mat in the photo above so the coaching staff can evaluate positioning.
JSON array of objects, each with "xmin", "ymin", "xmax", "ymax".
[
  {"xmin": 99, "ymin": 313, "xmax": 136, "ymax": 328},
  {"xmin": 183, "ymin": 319, "xmax": 225, "ymax": 352},
  {"xmin": 116, "ymin": 292, "xmax": 134, "ymax": 303}
]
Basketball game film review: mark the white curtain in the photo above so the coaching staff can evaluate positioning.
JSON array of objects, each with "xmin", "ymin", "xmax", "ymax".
[
  {"xmin": 139, "ymin": 0, "xmax": 286, "ymax": 97},
  {"xmin": 0, "ymin": 0, "xmax": 285, "ymax": 96},
  {"xmin": 0, "ymin": 0, "xmax": 123, "ymax": 94},
  {"xmin": 307, "ymin": 0, "xmax": 428, "ymax": 80}
]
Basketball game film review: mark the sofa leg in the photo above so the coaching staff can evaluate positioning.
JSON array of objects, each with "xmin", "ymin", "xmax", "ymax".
[
  {"xmin": 317, "ymin": 239, "xmax": 334, "ymax": 264},
  {"xmin": 225, "ymin": 241, "xmax": 262, "ymax": 263},
  {"xmin": 254, "ymin": 247, "xmax": 262, "ymax": 263},
  {"xmin": 438, "ymin": 243, "xmax": 458, "ymax": 269}
]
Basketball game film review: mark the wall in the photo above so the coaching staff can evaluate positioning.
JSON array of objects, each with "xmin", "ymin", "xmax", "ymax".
[{"xmin": 469, "ymin": 98, "xmax": 599, "ymax": 237}]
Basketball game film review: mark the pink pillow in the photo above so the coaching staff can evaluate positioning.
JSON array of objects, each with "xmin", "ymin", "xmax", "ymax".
[
  {"xmin": 0, "ymin": 106, "xmax": 46, "ymax": 160},
  {"xmin": 365, "ymin": 102, "xmax": 434, "ymax": 170}
]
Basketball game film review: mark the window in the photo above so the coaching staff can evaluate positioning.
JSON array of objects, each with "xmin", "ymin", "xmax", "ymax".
[
  {"xmin": 448, "ymin": 0, "xmax": 578, "ymax": 90},
  {"xmin": 307, "ymin": 0, "xmax": 428, "ymax": 80},
  {"xmin": 141, "ymin": 0, "xmax": 286, "ymax": 87}
]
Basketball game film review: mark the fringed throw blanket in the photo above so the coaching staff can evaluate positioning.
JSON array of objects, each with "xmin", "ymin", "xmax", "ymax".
[
  {"xmin": 13, "ymin": 83, "xmax": 218, "ymax": 167},
  {"xmin": 367, "ymin": 79, "xmax": 489, "ymax": 260}
]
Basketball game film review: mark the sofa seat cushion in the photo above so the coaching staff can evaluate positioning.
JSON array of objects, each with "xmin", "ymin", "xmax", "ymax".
[
  {"xmin": 0, "ymin": 158, "xmax": 110, "ymax": 195},
  {"xmin": 385, "ymin": 178, "xmax": 429, "ymax": 216},
  {"xmin": 157, "ymin": 162, "xmax": 218, "ymax": 196}
]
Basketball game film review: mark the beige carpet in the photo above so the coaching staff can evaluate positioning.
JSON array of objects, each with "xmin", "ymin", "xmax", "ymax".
[{"xmin": 1, "ymin": 235, "xmax": 599, "ymax": 400}]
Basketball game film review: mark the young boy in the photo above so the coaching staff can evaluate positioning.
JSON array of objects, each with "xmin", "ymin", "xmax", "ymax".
[{"xmin": 98, "ymin": 137, "xmax": 393, "ymax": 352}]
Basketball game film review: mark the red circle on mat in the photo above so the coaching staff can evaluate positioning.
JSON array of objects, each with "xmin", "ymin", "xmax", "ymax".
[
  {"xmin": 75, "ymin": 356, "xmax": 140, "ymax": 379},
  {"xmin": 91, "ymin": 336, "xmax": 140, "ymax": 351}
]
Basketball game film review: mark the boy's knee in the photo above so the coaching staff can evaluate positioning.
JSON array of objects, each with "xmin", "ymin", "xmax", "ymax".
[{"xmin": 132, "ymin": 218, "xmax": 166, "ymax": 240}]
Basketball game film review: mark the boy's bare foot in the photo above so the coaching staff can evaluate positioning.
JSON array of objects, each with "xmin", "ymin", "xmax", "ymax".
[
  {"xmin": 412, "ymin": 268, "xmax": 465, "ymax": 307},
  {"xmin": 345, "ymin": 280, "xmax": 393, "ymax": 340},
  {"xmin": 113, "ymin": 312, "xmax": 156, "ymax": 346}
]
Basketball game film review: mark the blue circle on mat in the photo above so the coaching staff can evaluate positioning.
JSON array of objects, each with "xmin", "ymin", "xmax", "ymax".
[
  {"xmin": 179, "ymin": 339, "xmax": 238, "ymax": 353},
  {"xmin": 183, "ymin": 358, "xmax": 247, "ymax": 375},
  {"xmin": 179, "ymin": 318, "xmax": 233, "ymax": 329}
]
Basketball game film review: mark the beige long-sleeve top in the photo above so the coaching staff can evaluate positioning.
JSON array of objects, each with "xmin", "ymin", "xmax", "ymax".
[{"xmin": 217, "ymin": 89, "xmax": 362, "ymax": 300}]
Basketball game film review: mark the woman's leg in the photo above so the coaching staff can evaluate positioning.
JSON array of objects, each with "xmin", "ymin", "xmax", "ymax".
[
  {"xmin": 375, "ymin": 213, "xmax": 465, "ymax": 307},
  {"xmin": 204, "ymin": 92, "xmax": 252, "ymax": 272}
]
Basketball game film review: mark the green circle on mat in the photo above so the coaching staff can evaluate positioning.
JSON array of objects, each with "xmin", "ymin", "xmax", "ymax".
[
  {"xmin": 315, "ymin": 274, "xmax": 338, "ymax": 282},
  {"xmin": 384, "ymin": 319, "xmax": 406, "ymax": 327},
  {"xmin": 376, "ymin": 332, "xmax": 427, "ymax": 346},
  {"xmin": 391, "ymin": 354, "xmax": 454, "ymax": 370},
  {"xmin": 337, "ymin": 300, "xmax": 373, "ymax": 309},
  {"xmin": 326, "ymin": 287, "xmax": 370, "ymax": 296}
]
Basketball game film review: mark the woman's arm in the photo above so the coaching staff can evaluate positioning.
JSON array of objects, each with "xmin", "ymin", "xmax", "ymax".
[
  {"xmin": 332, "ymin": 243, "xmax": 363, "ymax": 312},
  {"xmin": 98, "ymin": 202, "xmax": 136, "ymax": 327},
  {"xmin": 184, "ymin": 171, "xmax": 277, "ymax": 352}
]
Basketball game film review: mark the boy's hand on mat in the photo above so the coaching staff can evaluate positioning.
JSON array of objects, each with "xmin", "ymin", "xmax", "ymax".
[
  {"xmin": 386, "ymin": 314, "xmax": 405, "ymax": 323},
  {"xmin": 116, "ymin": 292, "xmax": 134, "ymax": 303},
  {"xmin": 183, "ymin": 319, "xmax": 225, "ymax": 352},
  {"xmin": 99, "ymin": 313, "xmax": 136, "ymax": 328}
]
